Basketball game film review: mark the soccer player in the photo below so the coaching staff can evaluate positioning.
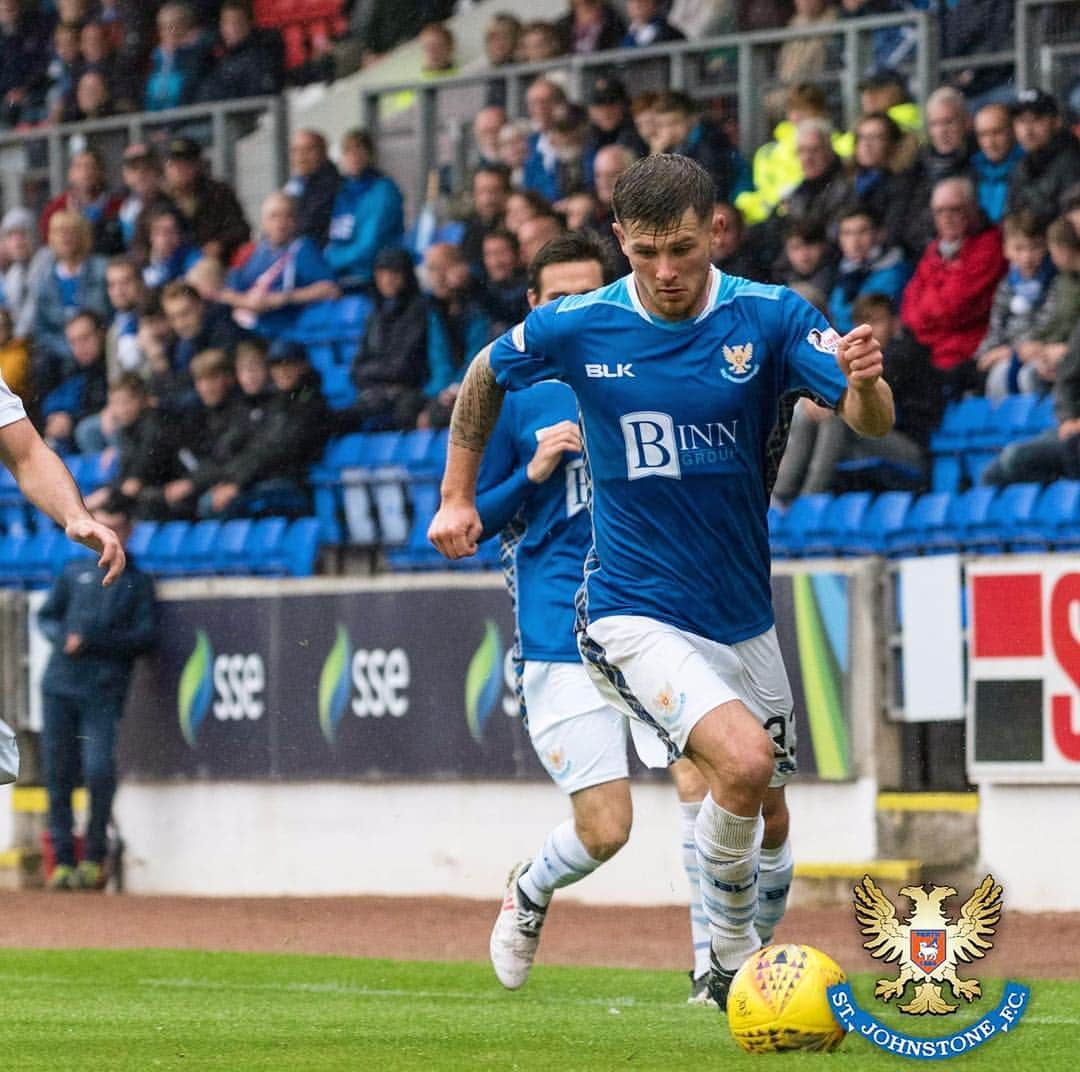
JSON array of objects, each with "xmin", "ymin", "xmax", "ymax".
[
  {"xmin": 429, "ymin": 154, "xmax": 893, "ymax": 1011},
  {"xmin": 477, "ymin": 230, "xmax": 716, "ymax": 1001}
]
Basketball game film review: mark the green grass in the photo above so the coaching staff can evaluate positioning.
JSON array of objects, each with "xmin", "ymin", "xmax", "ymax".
[{"xmin": 0, "ymin": 949, "xmax": 1074, "ymax": 1070}]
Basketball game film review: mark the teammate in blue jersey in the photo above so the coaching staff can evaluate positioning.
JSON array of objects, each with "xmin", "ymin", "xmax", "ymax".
[
  {"xmin": 477, "ymin": 231, "xmax": 716, "ymax": 1001},
  {"xmin": 429, "ymin": 155, "xmax": 893, "ymax": 1011}
]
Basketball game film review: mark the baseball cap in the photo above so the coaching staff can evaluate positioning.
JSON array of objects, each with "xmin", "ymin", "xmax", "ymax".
[
  {"xmin": 166, "ymin": 136, "xmax": 203, "ymax": 161},
  {"xmin": 267, "ymin": 338, "xmax": 309, "ymax": 365},
  {"xmin": 122, "ymin": 143, "xmax": 156, "ymax": 166},
  {"xmin": 587, "ymin": 75, "xmax": 628, "ymax": 107},
  {"xmin": 1010, "ymin": 88, "xmax": 1059, "ymax": 118}
]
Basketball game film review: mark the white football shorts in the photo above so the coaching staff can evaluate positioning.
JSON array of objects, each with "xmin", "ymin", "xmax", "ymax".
[
  {"xmin": 521, "ymin": 660, "xmax": 668, "ymax": 794},
  {"xmin": 579, "ymin": 617, "xmax": 796, "ymax": 787}
]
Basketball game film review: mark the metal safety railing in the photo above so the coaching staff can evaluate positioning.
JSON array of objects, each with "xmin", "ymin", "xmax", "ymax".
[{"xmin": 0, "ymin": 95, "xmax": 289, "ymax": 213}]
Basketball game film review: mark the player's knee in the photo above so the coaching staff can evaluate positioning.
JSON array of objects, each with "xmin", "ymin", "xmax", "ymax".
[
  {"xmin": 730, "ymin": 730, "xmax": 776, "ymax": 793},
  {"xmin": 577, "ymin": 815, "xmax": 631, "ymax": 862}
]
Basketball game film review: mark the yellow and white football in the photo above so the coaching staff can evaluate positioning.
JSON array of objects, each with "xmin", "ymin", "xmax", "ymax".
[{"xmin": 727, "ymin": 943, "xmax": 847, "ymax": 1054}]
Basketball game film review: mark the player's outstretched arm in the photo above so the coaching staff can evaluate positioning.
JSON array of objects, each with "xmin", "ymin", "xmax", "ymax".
[
  {"xmin": 429, "ymin": 346, "xmax": 506, "ymax": 560},
  {"xmin": 0, "ymin": 418, "xmax": 126, "ymax": 585},
  {"xmin": 836, "ymin": 324, "xmax": 895, "ymax": 438}
]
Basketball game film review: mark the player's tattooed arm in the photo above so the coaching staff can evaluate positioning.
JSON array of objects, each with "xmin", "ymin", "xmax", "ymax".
[{"xmin": 449, "ymin": 345, "xmax": 505, "ymax": 453}]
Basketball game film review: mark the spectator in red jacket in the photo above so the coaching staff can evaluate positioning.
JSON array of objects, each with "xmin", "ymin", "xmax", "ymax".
[
  {"xmin": 900, "ymin": 175, "xmax": 1007, "ymax": 398},
  {"xmin": 40, "ymin": 149, "xmax": 124, "ymax": 256}
]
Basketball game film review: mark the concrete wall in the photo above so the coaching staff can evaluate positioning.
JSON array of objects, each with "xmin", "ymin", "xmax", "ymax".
[{"xmin": 115, "ymin": 777, "xmax": 878, "ymax": 902}]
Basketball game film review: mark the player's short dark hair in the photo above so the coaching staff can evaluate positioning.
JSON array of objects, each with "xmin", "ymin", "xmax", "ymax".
[
  {"xmin": 611, "ymin": 154, "xmax": 715, "ymax": 233},
  {"xmin": 527, "ymin": 229, "xmax": 612, "ymax": 295},
  {"xmin": 851, "ymin": 292, "xmax": 896, "ymax": 321}
]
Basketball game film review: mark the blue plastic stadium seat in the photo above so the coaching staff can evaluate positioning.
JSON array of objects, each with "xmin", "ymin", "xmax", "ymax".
[
  {"xmin": 394, "ymin": 428, "xmax": 435, "ymax": 470},
  {"xmin": 1010, "ymin": 480, "xmax": 1080, "ymax": 551},
  {"xmin": 922, "ymin": 485, "xmax": 996, "ymax": 553},
  {"xmin": 776, "ymin": 494, "xmax": 832, "ymax": 558},
  {"xmin": 145, "ymin": 521, "xmax": 191, "ymax": 576},
  {"xmin": 320, "ymin": 364, "xmax": 356, "ymax": 410},
  {"xmin": 845, "ymin": 491, "xmax": 913, "ymax": 556},
  {"xmin": 285, "ymin": 295, "xmax": 372, "ymax": 343},
  {"xmin": 247, "ymin": 516, "xmax": 289, "ymax": 574},
  {"xmin": 180, "ymin": 520, "xmax": 222, "ymax": 575},
  {"xmin": 803, "ymin": 491, "xmax": 873, "ymax": 557},
  {"xmin": 930, "ymin": 453, "xmax": 962, "ymax": 493},
  {"xmin": 929, "ymin": 397, "xmax": 989, "ymax": 454},
  {"xmin": 963, "ymin": 449, "xmax": 999, "ymax": 486},
  {"xmin": 988, "ymin": 394, "xmax": 1038, "ymax": 449},
  {"xmin": 1029, "ymin": 392, "xmax": 1056, "ymax": 432},
  {"xmin": 284, "ymin": 517, "xmax": 321, "ymax": 576},
  {"xmin": 387, "ymin": 483, "xmax": 442, "ymax": 570},
  {"xmin": 126, "ymin": 521, "xmax": 158, "ymax": 562},
  {"xmin": 767, "ymin": 506, "xmax": 790, "ymax": 558},
  {"xmin": 215, "ymin": 518, "xmax": 254, "ymax": 574},
  {"xmin": 0, "ymin": 464, "xmax": 21, "ymax": 508},
  {"xmin": 966, "ymin": 481, "xmax": 1041, "ymax": 552},
  {"xmin": 886, "ymin": 492, "xmax": 952, "ymax": 557}
]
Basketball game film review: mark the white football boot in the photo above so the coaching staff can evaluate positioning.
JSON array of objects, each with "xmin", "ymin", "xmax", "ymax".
[{"xmin": 489, "ymin": 861, "xmax": 548, "ymax": 989}]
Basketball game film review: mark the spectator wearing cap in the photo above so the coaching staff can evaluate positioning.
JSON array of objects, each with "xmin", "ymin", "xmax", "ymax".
[
  {"xmin": 554, "ymin": 0, "xmax": 626, "ymax": 55},
  {"xmin": 901, "ymin": 175, "xmax": 1007, "ymax": 398},
  {"xmin": 40, "ymin": 150, "xmax": 124, "ymax": 257},
  {"xmin": 649, "ymin": 91, "xmax": 751, "ymax": 205},
  {"xmin": 118, "ymin": 145, "xmax": 175, "ymax": 257},
  {"xmin": 622, "ymin": 0, "xmax": 685, "ymax": 46},
  {"xmin": 459, "ymin": 165, "xmax": 511, "ymax": 279},
  {"xmin": 285, "ymin": 130, "xmax": 341, "ymax": 248},
  {"xmin": 199, "ymin": 338, "xmax": 328, "ymax": 519},
  {"xmin": 163, "ymin": 138, "xmax": 250, "ymax": 264},
  {"xmin": 0, "ymin": 207, "xmax": 40, "ymax": 340},
  {"xmin": 971, "ymin": 103, "xmax": 1023, "ymax": 223},
  {"xmin": 196, "ymin": 0, "xmax": 284, "ymax": 104},
  {"xmin": 337, "ymin": 247, "xmax": 429, "ymax": 433},
  {"xmin": 524, "ymin": 103, "xmax": 595, "ymax": 204},
  {"xmin": 1006, "ymin": 90, "xmax": 1080, "ymax": 223},
  {"xmin": 584, "ymin": 77, "xmax": 648, "ymax": 156},
  {"xmin": 144, "ymin": 1, "xmax": 212, "ymax": 111},
  {"xmin": 324, "ymin": 129, "xmax": 404, "ymax": 291},
  {"xmin": 219, "ymin": 192, "xmax": 340, "ymax": 337}
]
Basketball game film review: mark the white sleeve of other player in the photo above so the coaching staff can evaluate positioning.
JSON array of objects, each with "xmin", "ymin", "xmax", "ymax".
[{"xmin": 0, "ymin": 372, "xmax": 27, "ymax": 429}]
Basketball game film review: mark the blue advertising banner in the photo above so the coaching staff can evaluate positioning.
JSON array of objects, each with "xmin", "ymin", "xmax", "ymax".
[{"xmin": 118, "ymin": 573, "xmax": 854, "ymax": 781}]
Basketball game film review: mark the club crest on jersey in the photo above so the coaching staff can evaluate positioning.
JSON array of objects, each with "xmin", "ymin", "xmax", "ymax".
[
  {"xmin": 544, "ymin": 747, "xmax": 570, "ymax": 776},
  {"xmin": 807, "ymin": 327, "xmax": 842, "ymax": 355},
  {"xmin": 653, "ymin": 684, "xmax": 686, "ymax": 722},
  {"xmin": 721, "ymin": 342, "xmax": 759, "ymax": 383}
]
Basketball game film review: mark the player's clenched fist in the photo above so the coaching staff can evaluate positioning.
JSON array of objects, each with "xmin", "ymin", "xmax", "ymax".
[
  {"xmin": 429, "ymin": 499, "xmax": 483, "ymax": 560},
  {"xmin": 836, "ymin": 323, "xmax": 884, "ymax": 390},
  {"xmin": 527, "ymin": 420, "xmax": 582, "ymax": 484}
]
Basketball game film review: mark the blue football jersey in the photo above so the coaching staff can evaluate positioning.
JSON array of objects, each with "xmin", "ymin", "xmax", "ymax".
[
  {"xmin": 476, "ymin": 381, "xmax": 590, "ymax": 662},
  {"xmin": 488, "ymin": 268, "xmax": 850, "ymax": 645}
]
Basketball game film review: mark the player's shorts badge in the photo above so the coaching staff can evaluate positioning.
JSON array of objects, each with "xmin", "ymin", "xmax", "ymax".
[
  {"xmin": 721, "ymin": 342, "xmax": 759, "ymax": 383},
  {"xmin": 543, "ymin": 747, "xmax": 570, "ymax": 776}
]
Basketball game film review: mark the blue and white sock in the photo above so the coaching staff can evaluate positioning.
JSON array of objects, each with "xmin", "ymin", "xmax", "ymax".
[
  {"xmin": 695, "ymin": 794, "xmax": 764, "ymax": 972},
  {"xmin": 755, "ymin": 839, "xmax": 794, "ymax": 945},
  {"xmin": 518, "ymin": 820, "xmax": 601, "ymax": 907},
  {"xmin": 680, "ymin": 799, "xmax": 712, "ymax": 979}
]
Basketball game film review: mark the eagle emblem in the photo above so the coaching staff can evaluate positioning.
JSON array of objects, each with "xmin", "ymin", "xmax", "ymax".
[
  {"xmin": 722, "ymin": 342, "xmax": 754, "ymax": 376},
  {"xmin": 854, "ymin": 874, "xmax": 1002, "ymax": 1016}
]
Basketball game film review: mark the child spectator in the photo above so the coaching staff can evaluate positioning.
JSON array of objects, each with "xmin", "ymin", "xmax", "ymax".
[
  {"xmin": 338, "ymin": 248, "xmax": 429, "ymax": 433},
  {"xmin": 622, "ymin": 0, "xmax": 685, "ymax": 46},
  {"xmin": 975, "ymin": 210, "xmax": 1057, "ymax": 399},
  {"xmin": 850, "ymin": 112, "xmax": 915, "ymax": 254},
  {"xmin": 104, "ymin": 257, "xmax": 146, "ymax": 380},
  {"xmin": 773, "ymin": 218, "xmax": 835, "ymax": 294},
  {"xmin": 324, "ymin": 129, "xmax": 405, "ymax": 290},
  {"xmin": 218, "ymin": 192, "xmax": 339, "ymax": 336},
  {"xmin": 234, "ymin": 337, "xmax": 273, "ymax": 418},
  {"xmin": 0, "ymin": 307, "xmax": 29, "ymax": 402},
  {"xmin": 142, "ymin": 207, "xmax": 199, "ymax": 291},
  {"xmin": 829, "ymin": 206, "xmax": 911, "ymax": 334},
  {"xmin": 481, "ymin": 230, "xmax": 529, "ymax": 336},
  {"xmin": 0, "ymin": 207, "xmax": 39, "ymax": 339},
  {"xmin": 84, "ymin": 373, "xmax": 181, "ymax": 517},
  {"xmin": 1011, "ymin": 217, "xmax": 1080, "ymax": 386},
  {"xmin": 144, "ymin": 1, "xmax": 212, "ymax": 112},
  {"xmin": 42, "ymin": 311, "xmax": 108, "ymax": 454}
]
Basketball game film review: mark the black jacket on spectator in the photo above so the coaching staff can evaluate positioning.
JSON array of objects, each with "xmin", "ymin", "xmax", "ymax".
[
  {"xmin": 290, "ymin": 160, "xmax": 341, "ymax": 247},
  {"xmin": 185, "ymin": 388, "xmax": 259, "ymax": 494},
  {"xmin": 482, "ymin": 271, "xmax": 530, "ymax": 337},
  {"xmin": 353, "ymin": 0, "xmax": 455, "ymax": 56},
  {"xmin": 197, "ymin": 28, "xmax": 285, "ymax": 103},
  {"xmin": 781, "ymin": 155, "xmax": 853, "ymax": 239},
  {"xmin": 940, "ymin": 0, "xmax": 1015, "ymax": 99},
  {"xmin": 585, "ymin": 117, "xmax": 648, "ymax": 157},
  {"xmin": 172, "ymin": 175, "xmax": 250, "ymax": 264},
  {"xmin": 222, "ymin": 369, "xmax": 329, "ymax": 490},
  {"xmin": 116, "ymin": 409, "xmax": 183, "ymax": 492},
  {"xmin": 851, "ymin": 166, "xmax": 919, "ymax": 255},
  {"xmin": 881, "ymin": 328, "xmax": 945, "ymax": 449},
  {"xmin": 1005, "ymin": 129, "xmax": 1080, "ymax": 223},
  {"xmin": 898, "ymin": 140, "xmax": 976, "ymax": 258},
  {"xmin": 673, "ymin": 118, "xmax": 748, "ymax": 205},
  {"xmin": 0, "ymin": 13, "xmax": 46, "ymax": 123},
  {"xmin": 554, "ymin": 4, "xmax": 626, "ymax": 53}
]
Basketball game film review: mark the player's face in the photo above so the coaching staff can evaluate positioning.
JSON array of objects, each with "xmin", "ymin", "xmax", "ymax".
[
  {"xmin": 614, "ymin": 207, "xmax": 717, "ymax": 321},
  {"xmin": 528, "ymin": 259, "xmax": 604, "ymax": 308}
]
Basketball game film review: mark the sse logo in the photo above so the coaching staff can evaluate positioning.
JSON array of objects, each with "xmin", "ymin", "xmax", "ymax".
[
  {"xmin": 178, "ymin": 630, "xmax": 265, "ymax": 747},
  {"xmin": 318, "ymin": 626, "xmax": 410, "ymax": 744}
]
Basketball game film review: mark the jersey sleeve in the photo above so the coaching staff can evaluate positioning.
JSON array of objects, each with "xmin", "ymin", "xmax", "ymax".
[
  {"xmin": 0, "ymin": 371, "xmax": 27, "ymax": 429},
  {"xmin": 488, "ymin": 300, "xmax": 564, "ymax": 392},
  {"xmin": 476, "ymin": 396, "xmax": 533, "ymax": 541},
  {"xmin": 774, "ymin": 289, "xmax": 849, "ymax": 408}
]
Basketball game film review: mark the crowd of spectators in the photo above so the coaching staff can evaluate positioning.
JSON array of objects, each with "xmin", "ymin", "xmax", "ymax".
[{"xmin": 0, "ymin": 1, "xmax": 1078, "ymax": 530}]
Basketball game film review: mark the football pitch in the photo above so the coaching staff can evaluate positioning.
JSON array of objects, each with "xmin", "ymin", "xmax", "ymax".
[{"xmin": 0, "ymin": 949, "xmax": 1075, "ymax": 1071}]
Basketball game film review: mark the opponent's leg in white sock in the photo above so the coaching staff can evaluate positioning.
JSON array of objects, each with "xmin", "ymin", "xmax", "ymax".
[
  {"xmin": 680, "ymin": 800, "xmax": 712, "ymax": 980},
  {"xmin": 518, "ymin": 819, "xmax": 602, "ymax": 907}
]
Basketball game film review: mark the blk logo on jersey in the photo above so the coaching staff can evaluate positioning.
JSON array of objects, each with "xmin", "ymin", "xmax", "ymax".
[
  {"xmin": 620, "ymin": 411, "xmax": 739, "ymax": 480},
  {"xmin": 585, "ymin": 363, "xmax": 635, "ymax": 379}
]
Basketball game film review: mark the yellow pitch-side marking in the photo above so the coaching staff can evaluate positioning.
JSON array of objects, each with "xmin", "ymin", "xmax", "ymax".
[{"xmin": 876, "ymin": 792, "xmax": 979, "ymax": 814}]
